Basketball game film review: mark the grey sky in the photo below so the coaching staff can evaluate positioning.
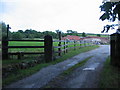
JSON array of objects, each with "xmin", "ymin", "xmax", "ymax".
[{"xmin": 1, "ymin": 0, "xmax": 117, "ymax": 34}]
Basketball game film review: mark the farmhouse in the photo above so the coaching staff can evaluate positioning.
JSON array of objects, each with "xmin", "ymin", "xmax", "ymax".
[{"xmin": 61, "ymin": 35, "xmax": 81, "ymax": 40}]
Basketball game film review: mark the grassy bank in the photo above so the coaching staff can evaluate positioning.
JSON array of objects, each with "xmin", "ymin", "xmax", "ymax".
[
  {"xmin": 3, "ymin": 45, "xmax": 99, "ymax": 87},
  {"xmin": 99, "ymin": 56, "xmax": 120, "ymax": 88}
]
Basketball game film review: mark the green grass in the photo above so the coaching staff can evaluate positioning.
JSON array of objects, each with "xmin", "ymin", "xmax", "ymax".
[
  {"xmin": 8, "ymin": 41, "xmax": 92, "ymax": 52},
  {"xmin": 62, "ymin": 56, "xmax": 93, "ymax": 75},
  {"xmin": 3, "ymin": 45, "xmax": 99, "ymax": 87},
  {"xmin": 2, "ymin": 63, "xmax": 50, "ymax": 87},
  {"xmin": 51, "ymin": 45, "xmax": 99, "ymax": 65},
  {"xmin": 99, "ymin": 56, "xmax": 120, "ymax": 88}
]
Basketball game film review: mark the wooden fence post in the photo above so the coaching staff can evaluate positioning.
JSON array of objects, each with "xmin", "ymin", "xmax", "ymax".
[
  {"xmin": 74, "ymin": 40, "xmax": 76, "ymax": 50},
  {"xmin": 64, "ymin": 40, "xmax": 66, "ymax": 54},
  {"xmin": 79, "ymin": 40, "xmax": 81, "ymax": 49},
  {"xmin": 84, "ymin": 41, "xmax": 86, "ymax": 47},
  {"xmin": 58, "ymin": 32, "xmax": 61, "ymax": 56},
  {"xmin": 66, "ymin": 40, "xmax": 68, "ymax": 53},
  {"xmin": 44, "ymin": 35, "xmax": 53, "ymax": 62}
]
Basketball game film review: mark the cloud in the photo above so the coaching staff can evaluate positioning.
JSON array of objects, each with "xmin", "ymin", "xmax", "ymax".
[{"xmin": 1, "ymin": 0, "xmax": 115, "ymax": 34}]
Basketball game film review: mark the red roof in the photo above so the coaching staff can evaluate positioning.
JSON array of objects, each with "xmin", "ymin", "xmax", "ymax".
[{"xmin": 62, "ymin": 35, "xmax": 81, "ymax": 40}]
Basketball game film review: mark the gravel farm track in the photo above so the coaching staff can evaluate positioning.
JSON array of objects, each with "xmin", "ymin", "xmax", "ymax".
[{"xmin": 5, "ymin": 45, "xmax": 110, "ymax": 88}]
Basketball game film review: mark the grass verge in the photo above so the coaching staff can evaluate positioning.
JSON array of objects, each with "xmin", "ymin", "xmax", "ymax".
[
  {"xmin": 99, "ymin": 56, "xmax": 120, "ymax": 88},
  {"xmin": 51, "ymin": 45, "xmax": 99, "ymax": 64},
  {"xmin": 62, "ymin": 56, "xmax": 93, "ymax": 75},
  {"xmin": 3, "ymin": 45, "xmax": 99, "ymax": 87}
]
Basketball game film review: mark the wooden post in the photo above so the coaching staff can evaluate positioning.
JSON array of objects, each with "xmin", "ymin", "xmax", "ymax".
[
  {"xmin": 110, "ymin": 34, "xmax": 115, "ymax": 66},
  {"xmin": 66, "ymin": 40, "xmax": 68, "ymax": 53},
  {"xmin": 84, "ymin": 41, "xmax": 86, "ymax": 47},
  {"xmin": 44, "ymin": 35, "xmax": 53, "ymax": 62},
  {"xmin": 58, "ymin": 32, "xmax": 61, "ymax": 56},
  {"xmin": 110, "ymin": 33, "xmax": 116, "ymax": 66},
  {"xmin": 64, "ymin": 40, "xmax": 66, "ymax": 54},
  {"xmin": 2, "ymin": 24, "xmax": 9, "ymax": 60},
  {"xmin": 74, "ymin": 40, "xmax": 76, "ymax": 50},
  {"xmin": 115, "ymin": 33, "xmax": 120, "ymax": 67},
  {"xmin": 79, "ymin": 40, "xmax": 81, "ymax": 48}
]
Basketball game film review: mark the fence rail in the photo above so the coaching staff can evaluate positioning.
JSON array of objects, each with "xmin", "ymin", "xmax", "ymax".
[
  {"xmin": 8, "ymin": 46, "xmax": 44, "ymax": 48},
  {"xmin": 53, "ymin": 39, "xmax": 93, "ymax": 57},
  {"xmin": 2, "ymin": 35, "xmax": 94, "ymax": 62},
  {"xmin": 8, "ymin": 40, "xmax": 44, "ymax": 42}
]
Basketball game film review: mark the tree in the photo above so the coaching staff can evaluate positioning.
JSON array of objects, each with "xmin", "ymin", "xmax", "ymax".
[
  {"xmin": 100, "ymin": 1, "xmax": 120, "ymax": 67},
  {"xmin": 12, "ymin": 32, "xmax": 24, "ymax": 40},
  {"xmin": 0, "ymin": 22, "xmax": 12, "ymax": 40},
  {"xmin": 18, "ymin": 30, "xmax": 24, "ymax": 33},
  {"xmin": 97, "ymin": 34, "xmax": 101, "ymax": 37},
  {"xmin": 1, "ymin": 22, "xmax": 7, "ymax": 40},
  {"xmin": 82, "ymin": 32, "xmax": 86, "ymax": 37},
  {"xmin": 99, "ymin": 1, "xmax": 120, "ymax": 33},
  {"xmin": 55, "ymin": 30, "xmax": 61, "ymax": 34},
  {"xmin": 67, "ymin": 30, "xmax": 73, "ymax": 33}
]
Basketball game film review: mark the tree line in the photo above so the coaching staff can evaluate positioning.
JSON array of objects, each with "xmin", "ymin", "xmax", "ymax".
[{"xmin": 0, "ymin": 22, "xmax": 102, "ymax": 40}]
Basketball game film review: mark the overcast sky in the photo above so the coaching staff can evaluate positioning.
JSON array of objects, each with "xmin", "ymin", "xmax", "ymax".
[{"xmin": 0, "ymin": 0, "xmax": 117, "ymax": 34}]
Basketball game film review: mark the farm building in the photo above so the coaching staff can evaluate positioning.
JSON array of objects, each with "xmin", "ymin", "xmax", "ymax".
[
  {"xmin": 61, "ymin": 35, "xmax": 81, "ymax": 40},
  {"xmin": 61, "ymin": 35, "xmax": 109, "ymax": 44},
  {"xmin": 82, "ymin": 36, "xmax": 110, "ymax": 44}
]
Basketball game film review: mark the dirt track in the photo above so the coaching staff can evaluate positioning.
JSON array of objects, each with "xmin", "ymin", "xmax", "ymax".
[{"xmin": 5, "ymin": 45, "xmax": 110, "ymax": 88}]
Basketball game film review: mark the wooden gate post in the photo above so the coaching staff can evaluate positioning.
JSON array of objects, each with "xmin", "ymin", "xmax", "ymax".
[
  {"xmin": 110, "ymin": 34, "xmax": 116, "ymax": 66},
  {"xmin": 116, "ymin": 33, "xmax": 120, "ymax": 67},
  {"xmin": 44, "ymin": 35, "xmax": 53, "ymax": 62}
]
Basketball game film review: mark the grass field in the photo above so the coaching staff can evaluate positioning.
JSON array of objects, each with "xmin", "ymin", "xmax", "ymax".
[
  {"xmin": 8, "ymin": 41, "xmax": 91, "ymax": 52},
  {"xmin": 78, "ymin": 33, "xmax": 109, "ymax": 38},
  {"xmin": 3, "ymin": 41, "xmax": 92, "ymax": 65}
]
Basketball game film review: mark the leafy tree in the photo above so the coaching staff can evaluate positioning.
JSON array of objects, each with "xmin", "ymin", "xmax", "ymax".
[
  {"xmin": 0, "ymin": 22, "xmax": 2, "ymax": 40},
  {"xmin": 12, "ymin": 32, "xmax": 24, "ymax": 40},
  {"xmin": 18, "ymin": 30, "xmax": 24, "ymax": 33},
  {"xmin": 0, "ymin": 22, "xmax": 12, "ymax": 40},
  {"xmin": 1, "ymin": 22, "xmax": 7, "ymax": 40},
  {"xmin": 82, "ymin": 32, "xmax": 86, "ymax": 37},
  {"xmin": 99, "ymin": 1, "xmax": 120, "ymax": 33},
  {"xmin": 97, "ymin": 34, "xmax": 101, "ymax": 37},
  {"xmin": 55, "ymin": 30, "xmax": 61, "ymax": 34},
  {"xmin": 67, "ymin": 30, "xmax": 73, "ymax": 33}
]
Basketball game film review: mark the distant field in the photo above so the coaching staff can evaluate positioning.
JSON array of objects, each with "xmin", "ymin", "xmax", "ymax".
[
  {"xmin": 78, "ymin": 34, "xmax": 109, "ymax": 38},
  {"xmin": 87, "ymin": 34, "xmax": 109, "ymax": 37}
]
